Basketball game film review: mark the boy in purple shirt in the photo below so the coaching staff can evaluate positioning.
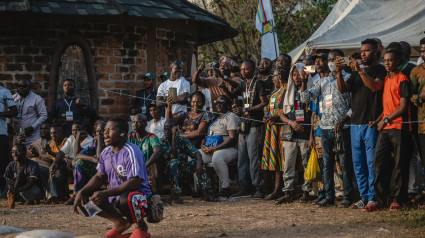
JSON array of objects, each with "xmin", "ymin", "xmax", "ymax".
[{"xmin": 74, "ymin": 118, "xmax": 152, "ymax": 238}]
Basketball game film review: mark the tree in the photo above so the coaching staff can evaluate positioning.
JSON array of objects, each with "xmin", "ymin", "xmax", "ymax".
[{"xmin": 196, "ymin": 0, "xmax": 337, "ymax": 64}]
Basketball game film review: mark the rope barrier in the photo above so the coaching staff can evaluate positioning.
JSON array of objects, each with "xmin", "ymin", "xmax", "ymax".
[{"xmin": 102, "ymin": 88, "xmax": 425, "ymax": 127}]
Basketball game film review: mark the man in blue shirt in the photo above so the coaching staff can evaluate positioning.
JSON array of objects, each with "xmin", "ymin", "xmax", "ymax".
[
  {"xmin": 132, "ymin": 73, "xmax": 158, "ymax": 121},
  {"xmin": 0, "ymin": 85, "xmax": 17, "ymax": 197}
]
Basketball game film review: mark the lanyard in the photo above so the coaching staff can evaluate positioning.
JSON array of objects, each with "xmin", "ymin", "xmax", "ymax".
[
  {"xmin": 208, "ymin": 112, "xmax": 227, "ymax": 135},
  {"xmin": 18, "ymin": 94, "xmax": 30, "ymax": 115},
  {"xmin": 245, "ymin": 77, "xmax": 255, "ymax": 105},
  {"xmin": 64, "ymin": 99, "xmax": 73, "ymax": 112},
  {"xmin": 143, "ymin": 90, "xmax": 153, "ymax": 106}
]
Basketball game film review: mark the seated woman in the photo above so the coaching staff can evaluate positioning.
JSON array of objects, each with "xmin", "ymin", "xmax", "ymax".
[
  {"xmin": 4, "ymin": 144, "xmax": 42, "ymax": 207},
  {"xmin": 166, "ymin": 91, "xmax": 210, "ymax": 149},
  {"xmin": 199, "ymin": 95, "xmax": 240, "ymax": 198}
]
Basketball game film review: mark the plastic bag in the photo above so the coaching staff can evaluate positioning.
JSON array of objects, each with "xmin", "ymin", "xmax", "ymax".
[{"xmin": 304, "ymin": 148, "xmax": 321, "ymax": 182}]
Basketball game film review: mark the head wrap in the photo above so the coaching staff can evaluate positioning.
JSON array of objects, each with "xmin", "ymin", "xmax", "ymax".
[{"xmin": 283, "ymin": 63, "xmax": 313, "ymax": 114}]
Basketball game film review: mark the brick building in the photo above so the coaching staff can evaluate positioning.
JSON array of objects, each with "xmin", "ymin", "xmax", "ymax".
[{"xmin": 0, "ymin": 0, "xmax": 237, "ymax": 119}]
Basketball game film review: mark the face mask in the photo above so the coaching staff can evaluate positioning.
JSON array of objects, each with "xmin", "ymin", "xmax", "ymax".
[{"xmin": 328, "ymin": 62, "xmax": 337, "ymax": 72}]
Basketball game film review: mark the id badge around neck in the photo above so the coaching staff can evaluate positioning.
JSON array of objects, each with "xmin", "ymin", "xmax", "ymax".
[
  {"xmin": 295, "ymin": 110, "xmax": 304, "ymax": 121},
  {"xmin": 66, "ymin": 111, "xmax": 74, "ymax": 122},
  {"xmin": 14, "ymin": 113, "xmax": 22, "ymax": 124}
]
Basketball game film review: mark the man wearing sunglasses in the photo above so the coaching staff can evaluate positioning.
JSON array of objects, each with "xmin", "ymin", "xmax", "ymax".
[{"xmin": 12, "ymin": 79, "xmax": 47, "ymax": 146}]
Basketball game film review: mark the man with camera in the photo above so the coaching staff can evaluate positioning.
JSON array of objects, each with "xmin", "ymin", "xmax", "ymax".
[
  {"xmin": 192, "ymin": 56, "xmax": 241, "ymax": 112},
  {"xmin": 232, "ymin": 60, "xmax": 268, "ymax": 199}
]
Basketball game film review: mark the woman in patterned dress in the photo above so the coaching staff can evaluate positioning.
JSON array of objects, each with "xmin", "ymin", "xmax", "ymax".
[
  {"xmin": 166, "ymin": 91, "xmax": 210, "ymax": 149},
  {"xmin": 262, "ymin": 70, "xmax": 287, "ymax": 200}
]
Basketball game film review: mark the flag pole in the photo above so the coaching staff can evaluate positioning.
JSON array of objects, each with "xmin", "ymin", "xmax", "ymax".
[{"xmin": 270, "ymin": 20, "xmax": 279, "ymax": 59}]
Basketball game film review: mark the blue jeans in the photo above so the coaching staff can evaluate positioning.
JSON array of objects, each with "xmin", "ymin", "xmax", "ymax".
[
  {"xmin": 351, "ymin": 125, "xmax": 377, "ymax": 201},
  {"xmin": 238, "ymin": 126, "xmax": 261, "ymax": 191},
  {"xmin": 321, "ymin": 129, "xmax": 353, "ymax": 200}
]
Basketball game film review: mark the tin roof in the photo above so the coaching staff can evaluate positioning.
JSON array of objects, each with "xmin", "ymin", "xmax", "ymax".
[{"xmin": 0, "ymin": 0, "xmax": 238, "ymax": 45}]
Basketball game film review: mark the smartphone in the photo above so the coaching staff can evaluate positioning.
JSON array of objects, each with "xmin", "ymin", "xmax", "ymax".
[
  {"xmin": 342, "ymin": 56, "xmax": 350, "ymax": 65},
  {"xmin": 169, "ymin": 87, "xmax": 178, "ymax": 102},
  {"xmin": 19, "ymin": 128, "xmax": 25, "ymax": 136},
  {"xmin": 304, "ymin": 65, "xmax": 316, "ymax": 74}
]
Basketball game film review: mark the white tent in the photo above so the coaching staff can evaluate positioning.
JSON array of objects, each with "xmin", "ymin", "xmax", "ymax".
[{"xmin": 289, "ymin": 0, "xmax": 425, "ymax": 63}]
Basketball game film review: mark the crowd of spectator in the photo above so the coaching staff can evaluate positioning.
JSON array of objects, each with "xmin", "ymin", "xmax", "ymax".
[{"xmin": 1, "ymin": 36, "xmax": 425, "ymax": 237}]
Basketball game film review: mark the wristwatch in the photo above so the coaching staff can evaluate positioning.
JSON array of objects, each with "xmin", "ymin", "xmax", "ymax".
[
  {"xmin": 223, "ymin": 75, "xmax": 228, "ymax": 80},
  {"xmin": 383, "ymin": 117, "xmax": 390, "ymax": 125}
]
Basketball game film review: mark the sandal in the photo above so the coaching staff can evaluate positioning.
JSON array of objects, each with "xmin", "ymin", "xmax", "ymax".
[
  {"xmin": 350, "ymin": 200, "xmax": 366, "ymax": 209},
  {"xmin": 362, "ymin": 203, "xmax": 378, "ymax": 212},
  {"xmin": 311, "ymin": 197, "xmax": 325, "ymax": 205},
  {"xmin": 275, "ymin": 194, "xmax": 293, "ymax": 205},
  {"xmin": 264, "ymin": 193, "xmax": 280, "ymax": 200},
  {"xmin": 129, "ymin": 229, "xmax": 150, "ymax": 238},
  {"xmin": 105, "ymin": 228, "xmax": 131, "ymax": 238},
  {"xmin": 202, "ymin": 194, "xmax": 219, "ymax": 202},
  {"xmin": 389, "ymin": 202, "xmax": 401, "ymax": 211},
  {"xmin": 299, "ymin": 192, "xmax": 310, "ymax": 203}
]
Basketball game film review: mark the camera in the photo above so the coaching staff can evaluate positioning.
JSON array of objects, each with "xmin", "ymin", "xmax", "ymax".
[{"xmin": 209, "ymin": 61, "xmax": 219, "ymax": 69}]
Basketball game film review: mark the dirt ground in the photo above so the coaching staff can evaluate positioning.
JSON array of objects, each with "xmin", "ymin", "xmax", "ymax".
[{"xmin": 1, "ymin": 196, "xmax": 425, "ymax": 238}]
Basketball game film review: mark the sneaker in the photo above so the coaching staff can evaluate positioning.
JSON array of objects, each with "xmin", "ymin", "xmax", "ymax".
[
  {"xmin": 311, "ymin": 196, "xmax": 325, "ymax": 205},
  {"xmin": 350, "ymin": 200, "xmax": 367, "ymax": 209},
  {"xmin": 338, "ymin": 199, "xmax": 351, "ymax": 208},
  {"xmin": 316, "ymin": 199, "xmax": 335, "ymax": 207},
  {"xmin": 231, "ymin": 190, "xmax": 251, "ymax": 198},
  {"xmin": 275, "ymin": 193, "xmax": 293, "ymax": 205},
  {"xmin": 252, "ymin": 190, "xmax": 264, "ymax": 200}
]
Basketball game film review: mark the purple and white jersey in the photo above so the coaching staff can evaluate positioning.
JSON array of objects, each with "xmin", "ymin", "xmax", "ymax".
[{"xmin": 97, "ymin": 142, "xmax": 152, "ymax": 202}]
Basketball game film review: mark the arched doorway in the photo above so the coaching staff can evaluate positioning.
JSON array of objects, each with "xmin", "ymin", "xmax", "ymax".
[
  {"xmin": 48, "ymin": 35, "xmax": 97, "ymax": 110},
  {"xmin": 57, "ymin": 45, "xmax": 91, "ymax": 104}
]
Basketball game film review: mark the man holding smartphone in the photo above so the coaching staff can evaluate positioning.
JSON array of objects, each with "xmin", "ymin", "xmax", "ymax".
[
  {"xmin": 156, "ymin": 61, "xmax": 191, "ymax": 114},
  {"xmin": 336, "ymin": 39, "xmax": 387, "ymax": 210}
]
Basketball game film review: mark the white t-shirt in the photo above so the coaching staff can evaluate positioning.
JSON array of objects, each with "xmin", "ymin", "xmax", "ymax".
[
  {"xmin": 146, "ymin": 117, "xmax": 166, "ymax": 139},
  {"xmin": 157, "ymin": 77, "xmax": 190, "ymax": 113},
  {"xmin": 60, "ymin": 135, "xmax": 93, "ymax": 159},
  {"xmin": 0, "ymin": 86, "xmax": 16, "ymax": 135},
  {"xmin": 201, "ymin": 88, "xmax": 212, "ymax": 112}
]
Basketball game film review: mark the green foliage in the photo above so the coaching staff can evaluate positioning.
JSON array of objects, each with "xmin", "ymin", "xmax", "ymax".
[{"xmin": 195, "ymin": 0, "xmax": 337, "ymax": 64}]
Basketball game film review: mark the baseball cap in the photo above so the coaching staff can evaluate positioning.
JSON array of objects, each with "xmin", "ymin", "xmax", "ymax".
[
  {"xmin": 311, "ymin": 53, "xmax": 328, "ymax": 62},
  {"xmin": 143, "ymin": 72, "xmax": 155, "ymax": 80},
  {"xmin": 160, "ymin": 72, "xmax": 170, "ymax": 80}
]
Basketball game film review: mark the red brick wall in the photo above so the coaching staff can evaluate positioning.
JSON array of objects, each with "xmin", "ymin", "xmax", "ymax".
[{"xmin": 0, "ymin": 18, "xmax": 195, "ymax": 121}]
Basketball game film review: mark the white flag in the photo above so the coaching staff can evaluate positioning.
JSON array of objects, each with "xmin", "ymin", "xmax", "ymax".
[{"xmin": 255, "ymin": 0, "xmax": 279, "ymax": 61}]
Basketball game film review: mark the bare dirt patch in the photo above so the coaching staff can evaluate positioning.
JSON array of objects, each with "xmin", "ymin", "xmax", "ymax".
[{"xmin": 1, "ymin": 197, "xmax": 425, "ymax": 237}]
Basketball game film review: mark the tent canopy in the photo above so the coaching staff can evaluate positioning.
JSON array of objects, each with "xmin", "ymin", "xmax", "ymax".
[{"xmin": 289, "ymin": 0, "xmax": 425, "ymax": 63}]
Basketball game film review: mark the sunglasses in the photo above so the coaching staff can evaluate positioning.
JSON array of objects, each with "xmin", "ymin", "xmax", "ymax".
[{"xmin": 17, "ymin": 84, "xmax": 29, "ymax": 88}]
